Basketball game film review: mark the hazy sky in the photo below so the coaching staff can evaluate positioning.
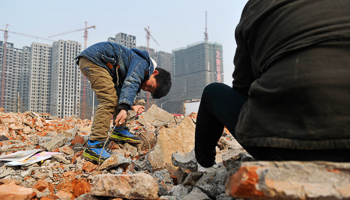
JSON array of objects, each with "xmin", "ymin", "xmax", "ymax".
[{"xmin": 1, "ymin": 0, "xmax": 247, "ymax": 85}]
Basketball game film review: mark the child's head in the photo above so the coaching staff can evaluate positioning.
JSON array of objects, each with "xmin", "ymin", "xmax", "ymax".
[
  {"xmin": 152, "ymin": 68, "xmax": 171, "ymax": 99},
  {"xmin": 140, "ymin": 68, "xmax": 172, "ymax": 99}
]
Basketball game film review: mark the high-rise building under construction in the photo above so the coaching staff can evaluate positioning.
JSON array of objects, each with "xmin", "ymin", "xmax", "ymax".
[{"xmin": 166, "ymin": 41, "xmax": 223, "ymax": 114}]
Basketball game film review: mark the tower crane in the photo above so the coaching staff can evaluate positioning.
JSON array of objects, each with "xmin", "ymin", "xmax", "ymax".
[
  {"xmin": 48, "ymin": 22, "xmax": 96, "ymax": 119},
  {"xmin": 0, "ymin": 24, "xmax": 53, "ymax": 108},
  {"xmin": 204, "ymin": 11, "xmax": 209, "ymax": 42},
  {"xmin": 48, "ymin": 21, "xmax": 96, "ymax": 49},
  {"xmin": 144, "ymin": 26, "xmax": 159, "ymax": 53},
  {"xmin": 144, "ymin": 26, "xmax": 159, "ymax": 109}
]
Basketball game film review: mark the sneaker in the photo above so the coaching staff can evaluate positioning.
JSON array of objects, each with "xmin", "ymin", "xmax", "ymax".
[
  {"xmin": 197, "ymin": 163, "xmax": 218, "ymax": 179},
  {"xmin": 110, "ymin": 126, "xmax": 142, "ymax": 144},
  {"xmin": 83, "ymin": 140, "xmax": 111, "ymax": 164}
]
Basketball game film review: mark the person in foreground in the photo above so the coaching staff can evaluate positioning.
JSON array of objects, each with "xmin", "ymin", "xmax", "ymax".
[
  {"xmin": 76, "ymin": 42, "xmax": 171, "ymax": 163},
  {"xmin": 194, "ymin": 0, "xmax": 350, "ymax": 176}
]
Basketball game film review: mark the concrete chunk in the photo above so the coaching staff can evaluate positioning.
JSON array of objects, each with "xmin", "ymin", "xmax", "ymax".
[
  {"xmin": 148, "ymin": 117, "xmax": 195, "ymax": 173},
  {"xmin": 51, "ymin": 154, "xmax": 70, "ymax": 164},
  {"xmin": 182, "ymin": 171, "xmax": 204, "ymax": 186},
  {"xmin": 138, "ymin": 105, "xmax": 175, "ymax": 127},
  {"xmin": 172, "ymin": 149, "xmax": 197, "ymax": 171},
  {"xmin": 99, "ymin": 153, "xmax": 132, "ymax": 170},
  {"xmin": 182, "ymin": 187, "xmax": 210, "ymax": 200},
  {"xmin": 42, "ymin": 135, "xmax": 69, "ymax": 151},
  {"xmin": 226, "ymin": 161, "xmax": 350, "ymax": 200},
  {"xmin": 90, "ymin": 173, "xmax": 159, "ymax": 199},
  {"xmin": 63, "ymin": 125, "xmax": 79, "ymax": 137}
]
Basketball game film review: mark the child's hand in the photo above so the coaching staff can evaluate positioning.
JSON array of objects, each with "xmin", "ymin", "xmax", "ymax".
[
  {"xmin": 132, "ymin": 105, "xmax": 145, "ymax": 115},
  {"xmin": 115, "ymin": 110, "xmax": 127, "ymax": 125}
]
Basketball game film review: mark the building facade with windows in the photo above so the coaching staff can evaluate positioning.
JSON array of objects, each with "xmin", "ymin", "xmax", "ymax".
[
  {"xmin": 28, "ymin": 43, "xmax": 52, "ymax": 114},
  {"xmin": 167, "ymin": 41, "xmax": 223, "ymax": 114},
  {"xmin": 0, "ymin": 41, "xmax": 31, "ymax": 113},
  {"xmin": 108, "ymin": 33, "xmax": 136, "ymax": 49},
  {"xmin": 50, "ymin": 40, "xmax": 81, "ymax": 118},
  {"xmin": 1, "ymin": 40, "xmax": 82, "ymax": 118},
  {"xmin": 19, "ymin": 46, "xmax": 31, "ymax": 113}
]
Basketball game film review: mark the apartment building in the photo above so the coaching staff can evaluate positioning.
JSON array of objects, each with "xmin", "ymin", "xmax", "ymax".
[
  {"xmin": 50, "ymin": 40, "xmax": 81, "ymax": 118},
  {"xmin": 28, "ymin": 43, "xmax": 52, "ymax": 114},
  {"xmin": 108, "ymin": 33, "xmax": 136, "ymax": 49},
  {"xmin": 0, "ymin": 41, "xmax": 31, "ymax": 112},
  {"xmin": 19, "ymin": 46, "xmax": 31, "ymax": 112}
]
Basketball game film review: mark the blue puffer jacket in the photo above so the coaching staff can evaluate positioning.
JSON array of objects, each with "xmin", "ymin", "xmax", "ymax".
[{"xmin": 75, "ymin": 42, "xmax": 155, "ymax": 110}]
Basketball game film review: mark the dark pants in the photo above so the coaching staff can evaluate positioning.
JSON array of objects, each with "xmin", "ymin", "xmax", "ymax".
[{"xmin": 195, "ymin": 83, "xmax": 350, "ymax": 167}]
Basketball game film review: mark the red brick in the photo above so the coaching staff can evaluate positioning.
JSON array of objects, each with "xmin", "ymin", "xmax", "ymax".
[
  {"xmin": 55, "ymin": 178, "xmax": 73, "ymax": 193},
  {"xmin": 73, "ymin": 179, "xmax": 91, "ymax": 197},
  {"xmin": 71, "ymin": 134, "xmax": 84, "ymax": 146},
  {"xmin": 226, "ymin": 166, "xmax": 264, "ymax": 198},
  {"xmin": 83, "ymin": 161, "xmax": 97, "ymax": 173},
  {"xmin": 33, "ymin": 180, "xmax": 49, "ymax": 192}
]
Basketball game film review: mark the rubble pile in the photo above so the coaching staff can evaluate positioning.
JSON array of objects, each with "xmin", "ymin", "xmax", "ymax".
[
  {"xmin": 0, "ymin": 105, "xmax": 246, "ymax": 200},
  {"xmin": 1, "ymin": 104, "xmax": 349, "ymax": 200}
]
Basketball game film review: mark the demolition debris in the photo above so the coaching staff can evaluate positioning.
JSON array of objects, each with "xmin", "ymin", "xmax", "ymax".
[{"xmin": 0, "ymin": 105, "xmax": 349, "ymax": 200}]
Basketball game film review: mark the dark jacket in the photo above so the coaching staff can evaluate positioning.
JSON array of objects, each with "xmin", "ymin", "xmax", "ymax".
[
  {"xmin": 233, "ymin": 0, "xmax": 350, "ymax": 149},
  {"xmin": 76, "ymin": 42, "xmax": 155, "ymax": 110}
]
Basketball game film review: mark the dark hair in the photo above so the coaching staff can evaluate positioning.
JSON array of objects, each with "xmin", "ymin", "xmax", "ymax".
[{"xmin": 152, "ymin": 68, "xmax": 172, "ymax": 99}]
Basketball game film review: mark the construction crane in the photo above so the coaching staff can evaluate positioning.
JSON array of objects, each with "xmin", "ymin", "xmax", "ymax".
[
  {"xmin": 48, "ymin": 22, "xmax": 96, "ymax": 119},
  {"xmin": 204, "ymin": 11, "xmax": 209, "ymax": 42},
  {"xmin": 0, "ymin": 24, "xmax": 53, "ymax": 109},
  {"xmin": 144, "ymin": 26, "xmax": 159, "ymax": 53},
  {"xmin": 48, "ymin": 21, "xmax": 96, "ymax": 49},
  {"xmin": 144, "ymin": 26, "xmax": 159, "ymax": 109}
]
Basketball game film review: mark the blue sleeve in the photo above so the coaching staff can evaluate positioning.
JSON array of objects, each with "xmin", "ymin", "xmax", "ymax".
[{"xmin": 118, "ymin": 57, "xmax": 148, "ymax": 108}]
